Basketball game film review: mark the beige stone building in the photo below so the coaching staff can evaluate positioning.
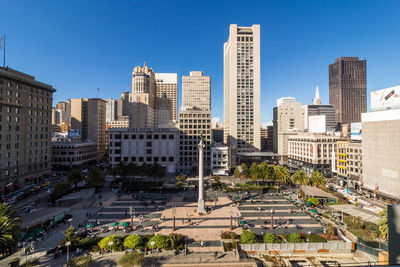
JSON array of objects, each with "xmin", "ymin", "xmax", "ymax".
[
  {"xmin": 224, "ymin": 24, "xmax": 261, "ymax": 152},
  {"xmin": 0, "ymin": 67, "xmax": 55, "ymax": 186},
  {"xmin": 155, "ymin": 73, "xmax": 178, "ymax": 121},
  {"xmin": 67, "ymin": 98, "xmax": 107, "ymax": 160},
  {"xmin": 182, "ymin": 71, "xmax": 211, "ymax": 111},
  {"xmin": 130, "ymin": 63, "xmax": 157, "ymax": 128},
  {"xmin": 52, "ymin": 139, "xmax": 97, "ymax": 168},
  {"xmin": 273, "ymin": 97, "xmax": 305, "ymax": 163},
  {"xmin": 178, "ymin": 108, "xmax": 211, "ymax": 175},
  {"xmin": 362, "ymin": 109, "xmax": 400, "ymax": 199},
  {"xmin": 288, "ymin": 133, "xmax": 344, "ymax": 175}
]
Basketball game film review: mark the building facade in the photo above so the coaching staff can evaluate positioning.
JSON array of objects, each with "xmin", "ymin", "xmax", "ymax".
[
  {"xmin": 0, "ymin": 67, "xmax": 55, "ymax": 186},
  {"xmin": 182, "ymin": 71, "xmax": 211, "ymax": 111},
  {"xmin": 260, "ymin": 125, "xmax": 273, "ymax": 152},
  {"xmin": 155, "ymin": 73, "xmax": 178, "ymax": 121},
  {"xmin": 362, "ymin": 109, "xmax": 400, "ymax": 199},
  {"xmin": 178, "ymin": 108, "xmax": 211, "ymax": 175},
  {"xmin": 156, "ymin": 94, "xmax": 172, "ymax": 127},
  {"xmin": 108, "ymin": 128, "xmax": 179, "ymax": 173},
  {"xmin": 288, "ymin": 133, "xmax": 344, "ymax": 175},
  {"xmin": 52, "ymin": 139, "xmax": 97, "ymax": 168},
  {"xmin": 67, "ymin": 98, "xmax": 107, "ymax": 160},
  {"xmin": 329, "ymin": 57, "xmax": 367, "ymax": 126},
  {"xmin": 130, "ymin": 63, "xmax": 157, "ymax": 128},
  {"xmin": 211, "ymin": 144, "xmax": 235, "ymax": 176},
  {"xmin": 336, "ymin": 141, "xmax": 362, "ymax": 188},
  {"xmin": 273, "ymin": 97, "xmax": 304, "ymax": 163},
  {"xmin": 224, "ymin": 24, "xmax": 261, "ymax": 152}
]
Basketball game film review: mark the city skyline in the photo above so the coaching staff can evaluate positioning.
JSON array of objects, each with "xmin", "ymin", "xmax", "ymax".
[{"xmin": 2, "ymin": 1, "xmax": 400, "ymax": 123}]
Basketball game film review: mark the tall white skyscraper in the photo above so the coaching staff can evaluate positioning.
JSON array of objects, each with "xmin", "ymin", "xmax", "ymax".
[
  {"xmin": 182, "ymin": 71, "xmax": 211, "ymax": 111},
  {"xmin": 224, "ymin": 24, "xmax": 261, "ymax": 152}
]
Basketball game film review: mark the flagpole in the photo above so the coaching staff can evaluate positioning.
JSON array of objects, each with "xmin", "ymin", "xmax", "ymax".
[{"xmin": 3, "ymin": 35, "xmax": 5, "ymax": 68}]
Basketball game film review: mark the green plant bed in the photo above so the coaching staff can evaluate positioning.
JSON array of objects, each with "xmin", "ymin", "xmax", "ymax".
[
  {"xmin": 223, "ymin": 242, "xmax": 236, "ymax": 251},
  {"xmin": 221, "ymin": 231, "xmax": 240, "ymax": 239},
  {"xmin": 77, "ymin": 237, "xmax": 102, "ymax": 250},
  {"xmin": 119, "ymin": 252, "xmax": 144, "ymax": 267},
  {"xmin": 67, "ymin": 255, "xmax": 92, "ymax": 267},
  {"xmin": 284, "ymin": 233, "xmax": 304, "ymax": 243},
  {"xmin": 306, "ymin": 234, "xmax": 327, "ymax": 243},
  {"xmin": 263, "ymin": 233, "xmax": 281, "ymax": 243}
]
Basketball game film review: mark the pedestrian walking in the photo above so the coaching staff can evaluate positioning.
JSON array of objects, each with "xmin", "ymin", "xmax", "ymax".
[
  {"xmin": 214, "ymin": 252, "xmax": 217, "ymax": 261},
  {"xmin": 200, "ymin": 240, "xmax": 204, "ymax": 247}
]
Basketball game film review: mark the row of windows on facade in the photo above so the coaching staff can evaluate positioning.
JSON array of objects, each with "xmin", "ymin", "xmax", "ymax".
[
  {"xmin": 111, "ymin": 134, "xmax": 175, "ymax": 140},
  {"xmin": 179, "ymin": 124, "xmax": 211, "ymax": 129},
  {"xmin": 2, "ymin": 161, "xmax": 48, "ymax": 177},
  {"xmin": 53, "ymin": 155, "xmax": 95, "ymax": 162},
  {"xmin": 53, "ymin": 150, "xmax": 96, "ymax": 155},
  {"xmin": 0, "ymin": 80, "xmax": 51, "ymax": 95},
  {"xmin": 111, "ymin": 156, "xmax": 174, "ymax": 163}
]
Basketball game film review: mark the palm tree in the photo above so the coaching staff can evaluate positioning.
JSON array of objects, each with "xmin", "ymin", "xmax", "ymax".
[
  {"xmin": 86, "ymin": 167, "xmax": 105, "ymax": 188},
  {"xmin": 291, "ymin": 170, "xmax": 309, "ymax": 186},
  {"xmin": 310, "ymin": 171, "xmax": 326, "ymax": 187},
  {"xmin": 240, "ymin": 163, "xmax": 248, "ymax": 178},
  {"xmin": 67, "ymin": 168, "xmax": 83, "ymax": 189},
  {"xmin": 258, "ymin": 162, "xmax": 268, "ymax": 183},
  {"xmin": 274, "ymin": 166, "xmax": 290, "ymax": 188},
  {"xmin": 0, "ymin": 203, "xmax": 20, "ymax": 255},
  {"xmin": 378, "ymin": 209, "xmax": 388, "ymax": 240}
]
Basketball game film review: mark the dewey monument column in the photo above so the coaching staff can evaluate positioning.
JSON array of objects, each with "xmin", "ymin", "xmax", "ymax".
[{"xmin": 197, "ymin": 131, "xmax": 206, "ymax": 214}]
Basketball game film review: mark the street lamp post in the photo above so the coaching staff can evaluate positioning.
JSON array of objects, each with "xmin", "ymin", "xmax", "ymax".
[
  {"xmin": 270, "ymin": 208, "xmax": 275, "ymax": 230},
  {"xmin": 230, "ymin": 205, "xmax": 233, "ymax": 231},
  {"xmin": 66, "ymin": 241, "xmax": 71, "ymax": 262},
  {"xmin": 172, "ymin": 206, "xmax": 176, "ymax": 231}
]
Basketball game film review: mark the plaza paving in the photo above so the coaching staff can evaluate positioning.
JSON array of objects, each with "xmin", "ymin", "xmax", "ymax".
[{"xmin": 88, "ymin": 189, "xmax": 323, "ymax": 246}]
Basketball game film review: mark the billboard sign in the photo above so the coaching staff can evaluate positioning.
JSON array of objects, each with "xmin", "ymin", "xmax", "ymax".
[
  {"xmin": 308, "ymin": 115, "xmax": 326, "ymax": 133},
  {"xmin": 371, "ymin": 86, "xmax": 400, "ymax": 111},
  {"xmin": 341, "ymin": 124, "xmax": 350, "ymax": 138},
  {"xmin": 351, "ymin": 122, "xmax": 362, "ymax": 140}
]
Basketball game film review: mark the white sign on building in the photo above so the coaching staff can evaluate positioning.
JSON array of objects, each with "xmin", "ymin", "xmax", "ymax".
[
  {"xmin": 371, "ymin": 86, "xmax": 400, "ymax": 111},
  {"xmin": 351, "ymin": 122, "xmax": 362, "ymax": 141},
  {"xmin": 308, "ymin": 115, "xmax": 326, "ymax": 133}
]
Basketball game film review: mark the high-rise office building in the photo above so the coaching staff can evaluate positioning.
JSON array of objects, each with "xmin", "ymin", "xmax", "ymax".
[
  {"xmin": 0, "ymin": 67, "xmax": 55, "ymax": 186},
  {"xmin": 329, "ymin": 57, "xmax": 367, "ymax": 126},
  {"xmin": 260, "ymin": 124, "xmax": 273, "ymax": 152},
  {"xmin": 178, "ymin": 108, "xmax": 211, "ymax": 175},
  {"xmin": 182, "ymin": 71, "xmax": 211, "ymax": 111},
  {"xmin": 68, "ymin": 98, "xmax": 107, "ymax": 159},
  {"xmin": 273, "ymin": 97, "xmax": 304, "ymax": 163},
  {"xmin": 155, "ymin": 73, "xmax": 178, "ymax": 121},
  {"xmin": 303, "ymin": 86, "xmax": 335, "ymax": 131},
  {"xmin": 130, "ymin": 63, "xmax": 157, "ymax": 128},
  {"xmin": 224, "ymin": 24, "xmax": 261, "ymax": 152}
]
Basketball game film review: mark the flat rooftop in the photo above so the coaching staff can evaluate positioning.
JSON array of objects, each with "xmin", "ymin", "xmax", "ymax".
[{"xmin": 330, "ymin": 204, "xmax": 380, "ymax": 224}]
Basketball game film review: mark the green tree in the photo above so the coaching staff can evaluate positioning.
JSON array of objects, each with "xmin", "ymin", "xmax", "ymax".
[
  {"xmin": 49, "ymin": 183, "xmax": 72, "ymax": 202},
  {"xmin": 98, "ymin": 235, "xmax": 122, "ymax": 250},
  {"xmin": 176, "ymin": 174, "xmax": 188, "ymax": 183},
  {"xmin": 152, "ymin": 162, "xmax": 165, "ymax": 178},
  {"xmin": 119, "ymin": 252, "xmax": 144, "ymax": 267},
  {"xmin": 263, "ymin": 233, "xmax": 280, "ymax": 243},
  {"xmin": 285, "ymin": 233, "xmax": 304, "ymax": 243},
  {"xmin": 274, "ymin": 166, "xmax": 290, "ymax": 186},
  {"xmin": 68, "ymin": 168, "xmax": 83, "ymax": 189},
  {"xmin": 146, "ymin": 234, "xmax": 170, "ymax": 250},
  {"xmin": 63, "ymin": 225, "xmax": 75, "ymax": 241},
  {"xmin": 291, "ymin": 170, "xmax": 309, "ymax": 186},
  {"xmin": 310, "ymin": 171, "xmax": 326, "ymax": 187},
  {"xmin": 86, "ymin": 167, "xmax": 105, "ymax": 188},
  {"xmin": 258, "ymin": 162, "xmax": 268, "ymax": 182},
  {"xmin": 0, "ymin": 203, "xmax": 20, "ymax": 255},
  {"xmin": 108, "ymin": 166, "xmax": 121, "ymax": 179},
  {"xmin": 240, "ymin": 163, "xmax": 248, "ymax": 177},
  {"xmin": 168, "ymin": 233, "xmax": 185, "ymax": 250},
  {"xmin": 123, "ymin": 234, "xmax": 144, "ymax": 250},
  {"xmin": 378, "ymin": 209, "xmax": 388, "ymax": 240},
  {"xmin": 306, "ymin": 197, "xmax": 320, "ymax": 206},
  {"xmin": 240, "ymin": 230, "xmax": 257, "ymax": 244},
  {"xmin": 233, "ymin": 167, "xmax": 240, "ymax": 179},
  {"xmin": 249, "ymin": 163, "xmax": 260, "ymax": 185}
]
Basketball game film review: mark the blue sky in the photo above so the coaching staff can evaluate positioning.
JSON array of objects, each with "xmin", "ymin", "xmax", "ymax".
[{"xmin": 1, "ymin": 0, "xmax": 400, "ymax": 123}]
